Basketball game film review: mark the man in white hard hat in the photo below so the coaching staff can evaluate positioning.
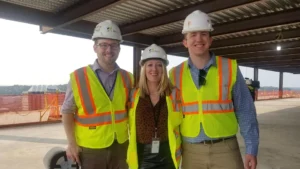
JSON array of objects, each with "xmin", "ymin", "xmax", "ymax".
[
  {"xmin": 61, "ymin": 20, "xmax": 133, "ymax": 169},
  {"xmin": 169, "ymin": 10, "xmax": 259, "ymax": 169}
]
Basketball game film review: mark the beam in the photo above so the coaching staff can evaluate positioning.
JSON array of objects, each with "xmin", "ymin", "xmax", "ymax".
[
  {"xmin": 41, "ymin": 0, "xmax": 121, "ymax": 33},
  {"xmin": 120, "ymin": 0, "xmax": 257, "ymax": 36},
  {"xmin": 237, "ymin": 54, "xmax": 300, "ymax": 64},
  {"xmin": 157, "ymin": 8, "xmax": 300, "ymax": 45},
  {"xmin": 253, "ymin": 68, "xmax": 258, "ymax": 101},
  {"xmin": 266, "ymin": 67, "xmax": 300, "ymax": 74},
  {"xmin": 279, "ymin": 72, "xmax": 283, "ymax": 98},
  {"xmin": 241, "ymin": 60, "xmax": 300, "ymax": 66},
  {"xmin": 0, "ymin": 1, "xmax": 53, "ymax": 26},
  {"xmin": 223, "ymin": 48, "xmax": 300, "ymax": 60},
  {"xmin": 213, "ymin": 41, "xmax": 300, "ymax": 56},
  {"xmin": 46, "ymin": 20, "xmax": 155, "ymax": 46},
  {"xmin": 259, "ymin": 64, "xmax": 300, "ymax": 69},
  {"xmin": 166, "ymin": 40, "xmax": 300, "ymax": 55},
  {"xmin": 254, "ymin": 68, "xmax": 258, "ymax": 81},
  {"xmin": 212, "ymin": 29, "xmax": 300, "ymax": 49},
  {"xmin": 242, "ymin": 62, "xmax": 300, "ymax": 68},
  {"xmin": 133, "ymin": 46, "xmax": 142, "ymax": 85}
]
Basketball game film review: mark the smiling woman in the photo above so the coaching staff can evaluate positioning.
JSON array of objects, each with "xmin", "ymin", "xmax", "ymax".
[{"xmin": 127, "ymin": 44, "xmax": 183, "ymax": 169}]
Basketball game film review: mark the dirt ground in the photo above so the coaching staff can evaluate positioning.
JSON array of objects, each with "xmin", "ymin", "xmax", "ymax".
[{"xmin": 0, "ymin": 98, "xmax": 299, "ymax": 169}]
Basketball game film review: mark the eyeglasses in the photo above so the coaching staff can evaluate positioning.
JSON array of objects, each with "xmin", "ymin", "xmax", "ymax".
[
  {"xmin": 198, "ymin": 69, "xmax": 207, "ymax": 86},
  {"xmin": 96, "ymin": 43, "xmax": 120, "ymax": 50}
]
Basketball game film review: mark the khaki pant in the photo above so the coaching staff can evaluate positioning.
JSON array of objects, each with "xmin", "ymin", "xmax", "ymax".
[
  {"xmin": 79, "ymin": 141, "xmax": 128, "ymax": 169},
  {"xmin": 181, "ymin": 137, "xmax": 244, "ymax": 169}
]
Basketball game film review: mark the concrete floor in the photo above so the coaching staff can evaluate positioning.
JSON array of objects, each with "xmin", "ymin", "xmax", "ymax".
[{"xmin": 0, "ymin": 98, "xmax": 299, "ymax": 169}]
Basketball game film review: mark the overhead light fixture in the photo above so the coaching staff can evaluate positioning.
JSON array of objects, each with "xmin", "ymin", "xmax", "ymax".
[
  {"xmin": 276, "ymin": 45, "xmax": 281, "ymax": 51},
  {"xmin": 275, "ymin": 31, "xmax": 283, "ymax": 51}
]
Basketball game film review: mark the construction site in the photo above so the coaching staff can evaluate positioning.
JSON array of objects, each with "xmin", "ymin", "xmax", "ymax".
[{"xmin": 0, "ymin": 0, "xmax": 300, "ymax": 169}]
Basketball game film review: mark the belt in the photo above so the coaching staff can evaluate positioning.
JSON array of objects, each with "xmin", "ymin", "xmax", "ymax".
[{"xmin": 191, "ymin": 136, "xmax": 236, "ymax": 145}]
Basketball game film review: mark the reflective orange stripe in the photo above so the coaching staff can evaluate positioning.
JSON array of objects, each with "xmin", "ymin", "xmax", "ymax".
[
  {"xmin": 115, "ymin": 117, "xmax": 128, "ymax": 124},
  {"xmin": 83, "ymin": 68, "xmax": 97, "ymax": 114},
  {"xmin": 203, "ymin": 109, "xmax": 234, "ymax": 114},
  {"xmin": 183, "ymin": 112, "xmax": 198, "ymax": 115},
  {"xmin": 77, "ymin": 112, "xmax": 111, "ymax": 118},
  {"xmin": 74, "ymin": 70, "xmax": 87, "ymax": 115},
  {"xmin": 182, "ymin": 101, "xmax": 198, "ymax": 106},
  {"xmin": 171, "ymin": 67, "xmax": 176, "ymax": 85},
  {"xmin": 115, "ymin": 110, "xmax": 126, "ymax": 114},
  {"xmin": 131, "ymin": 89, "xmax": 139, "ymax": 108},
  {"xmin": 125, "ymin": 71, "xmax": 133, "ymax": 88},
  {"xmin": 218, "ymin": 56, "xmax": 223, "ymax": 101},
  {"xmin": 120, "ymin": 71, "xmax": 128, "ymax": 104},
  {"xmin": 227, "ymin": 59, "xmax": 232, "ymax": 100},
  {"xmin": 179, "ymin": 62, "xmax": 184, "ymax": 98}
]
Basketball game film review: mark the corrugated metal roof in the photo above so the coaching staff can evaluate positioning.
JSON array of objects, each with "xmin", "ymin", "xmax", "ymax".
[
  {"xmin": 83, "ymin": 0, "xmax": 205, "ymax": 25},
  {"xmin": 139, "ymin": 0, "xmax": 300, "ymax": 36},
  {"xmin": 213, "ymin": 22, "xmax": 300, "ymax": 40},
  {"xmin": 211, "ymin": 37, "xmax": 300, "ymax": 50},
  {"xmin": 1, "ymin": 0, "xmax": 80, "ymax": 13}
]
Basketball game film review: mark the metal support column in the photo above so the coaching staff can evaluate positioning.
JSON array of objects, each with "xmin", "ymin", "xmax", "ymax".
[
  {"xmin": 279, "ymin": 72, "xmax": 283, "ymax": 98},
  {"xmin": 133, "ymin": 46, "xmax": 141, "ymax": 86},
  {"xmin": 254, "ymin": 68, "xmax": 259, "ymax": 101}
]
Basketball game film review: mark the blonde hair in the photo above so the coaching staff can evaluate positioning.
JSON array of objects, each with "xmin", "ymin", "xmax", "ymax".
[{"xmin": 138, "ymin": 60, "xmax": 173, "ymax": 98}]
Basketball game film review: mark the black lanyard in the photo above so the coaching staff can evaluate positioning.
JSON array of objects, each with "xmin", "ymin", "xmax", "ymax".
[
  {"xmin": 149, "ymin": 95, "xmax": 161, "ymax": 138},
  {"xmin": 96, "ymin": 70, "xmax": 117, "ymax": 97}
]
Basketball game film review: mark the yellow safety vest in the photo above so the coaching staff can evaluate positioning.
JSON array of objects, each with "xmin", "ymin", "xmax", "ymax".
[
  {"xmin": 71, "ymin": 65, "xmax": 133, "ymax": 149},
  {"xmin": 126, "ymin": 88, "xmax": 182, "ymax": 169},
  {"xmin": 169, "ymin": 56, "xmax": 238, "ymax": 138}
]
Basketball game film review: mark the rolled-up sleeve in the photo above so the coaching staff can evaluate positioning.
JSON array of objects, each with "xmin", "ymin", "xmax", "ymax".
[
  {"xmin": 232, "ymin": 67, "xmax": 260, "ymax": 156},
  {"xmin": 60, "ymin": 80, "xmax": 77, "ymax": 114}
]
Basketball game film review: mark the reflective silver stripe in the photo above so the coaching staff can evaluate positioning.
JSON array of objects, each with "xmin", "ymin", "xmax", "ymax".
[
  {"xmin": 74, "ymin": 114, "xmax": 112, "ymax": 125},
  {"xmin": 75, "ymin": 67, "xmax": 94, "ymax": 115},
  {"xmin": 176, "ymin": 147, "xmax": 181, "ymax": 159},
  {"xmin": 171, "ymin": 89, "xmax": 181, "ymax": 112},
  {"xmin": 220, "ymin": 57, "xmax": 230, "ymax": 100},
  {"xmin": 182, "ymin": 104, "xmax": 198, "ymax": 114},
  {"xmin": 115, "ymin": 111, "xmax": 127, "ymax": 122},
  {"xmin": 119, "ymin": 69, "xmax": 132, "ymax": 89},
  {"xmin": 202, "ymin": 103, "xmax": 234, "ymax": 112},
  {"xmin": 173, "ymin": 63, "xmax": 184, "ymax": 89}
]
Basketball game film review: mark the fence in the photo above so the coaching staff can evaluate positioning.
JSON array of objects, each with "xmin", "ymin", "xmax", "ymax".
[
  {"xmin": 0, "ymin": 93, "xmax": 65, "ymax": 126},
  {"xmin": 0, "ymin": 90, "xmax": 299, "ymax": 126},
  {"xmin": 257, "ymin": 90, "xmax": 300, "ymax": 100}
]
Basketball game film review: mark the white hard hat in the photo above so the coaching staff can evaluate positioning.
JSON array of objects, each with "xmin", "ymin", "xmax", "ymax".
[
  {"xmin": 182, "ymin": 10, "xmax": 214, "ymax": 34},
  {"xmin": 92, "ymin": 20, "xmax": 122, "ymax": 42},
  {"xmin": 140, "ymin": 44, "xmax": 169, "ymax": 66}
]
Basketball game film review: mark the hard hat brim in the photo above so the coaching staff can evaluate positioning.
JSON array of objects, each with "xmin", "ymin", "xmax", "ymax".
[
  {"xmin": 139, "ymin": 58, "xmax": 169, "ymax": 66},
  {"xmin": 182, "ymin": 28, "xmax": 214, "ymax": 34},
  {"xmin": 92, "ymin": 37, "xmax": 123, "ymax": 43}
]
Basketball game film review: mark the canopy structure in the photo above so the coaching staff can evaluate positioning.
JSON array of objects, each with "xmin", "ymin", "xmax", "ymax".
[{"xmin": 1, "ymin": 0, "xmax": 300, "ymax": 80}]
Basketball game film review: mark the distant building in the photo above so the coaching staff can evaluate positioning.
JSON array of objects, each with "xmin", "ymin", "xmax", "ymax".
[{"xmin": 27, "ymin": 85, "xmax": 62, "ymax": 94}]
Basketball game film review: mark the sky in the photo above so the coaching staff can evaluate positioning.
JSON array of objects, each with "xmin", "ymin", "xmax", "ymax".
[{"xmin": 0, "ymin": 18, "xmax": 299, "ymax": 88}]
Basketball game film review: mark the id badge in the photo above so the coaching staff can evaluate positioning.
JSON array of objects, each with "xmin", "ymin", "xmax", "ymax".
[{"xmin": 151, "ymin": 138, "xmax": 160, "ymax": 154}]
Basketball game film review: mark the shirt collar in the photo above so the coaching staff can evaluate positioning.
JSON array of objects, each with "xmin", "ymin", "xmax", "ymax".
[
  {"xmin": 92, "ymin": 59, "xmax": 119, "ymax": 73},
  {"xmin": 188, "ymin": 52, "xmax": 217, "ymax": 71}
]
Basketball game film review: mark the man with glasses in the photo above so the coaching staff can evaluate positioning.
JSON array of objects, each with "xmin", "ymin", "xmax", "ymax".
[
  {"xmin": 61, "ymin": 20, "xmax": 133, "ymax": 169},
  {"xmin": 169, "ymin": 10, "xmax": 259, "ymax": 169}
]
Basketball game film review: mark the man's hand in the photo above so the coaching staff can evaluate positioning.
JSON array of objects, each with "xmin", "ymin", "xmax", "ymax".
[
  {"xmin": 66, "ymin": 144, "xmax": 81, "ymax": 166},
  {"xmin": 244, "ymin": 154, "xmax": 257, "ymax": 169}
]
